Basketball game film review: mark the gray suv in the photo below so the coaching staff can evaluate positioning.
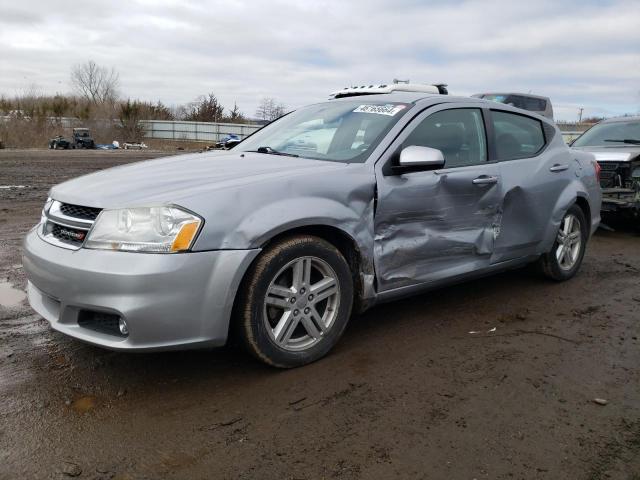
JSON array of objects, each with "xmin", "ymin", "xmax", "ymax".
[{"xmin": 23, "ymin": 91, "xmax": 601, "ymax": 368}]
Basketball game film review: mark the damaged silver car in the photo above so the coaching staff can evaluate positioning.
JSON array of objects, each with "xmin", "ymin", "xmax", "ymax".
[
  {"xmin": 23, "ymin": 85, "xmax": 602, "ymax": 368},
  {"xmin": 571, "ymin": 116, "xmax": 640, "ymax": 221}
]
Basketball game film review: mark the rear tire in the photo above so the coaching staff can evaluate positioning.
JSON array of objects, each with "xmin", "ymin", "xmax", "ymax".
[
  {"xmin": 539, "ymin": 204, "xmax": 588, "ymax": 281},
  {"xmin": 236, "ymin": 235, "xmax": 353, "ymax": 368}
]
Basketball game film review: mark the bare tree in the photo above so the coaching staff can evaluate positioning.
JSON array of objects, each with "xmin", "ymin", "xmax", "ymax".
[
  {"xmin": 255, "ymin": 97, "xmax": 287, "ymax": 121},
  {"xmin": 272, "ymin": 102, "xmax": 287, "ymax": 120},
  {"xmin": 71, "ymin": 60, "xmax": 120, "ymax": 104}
]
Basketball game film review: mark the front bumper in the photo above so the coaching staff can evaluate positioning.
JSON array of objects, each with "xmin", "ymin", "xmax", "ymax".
[{"xmin": 22, "ymin": 227, "xmax": 259, "ymax": 351}]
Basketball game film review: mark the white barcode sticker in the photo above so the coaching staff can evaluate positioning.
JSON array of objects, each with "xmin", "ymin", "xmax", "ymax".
[{"xmin": 353, "ymin": 104, "xmax": 406, "ymax": 116}]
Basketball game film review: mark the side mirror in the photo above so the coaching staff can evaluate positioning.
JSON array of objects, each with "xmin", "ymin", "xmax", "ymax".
[{"xmin": 396, "ymin": 146, "xmax": 445, "ymax": 172}]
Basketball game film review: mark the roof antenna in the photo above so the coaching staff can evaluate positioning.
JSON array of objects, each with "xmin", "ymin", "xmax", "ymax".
[{"xmin": 393, "ymin": 78, "xmax": 410, "ymax": 84}]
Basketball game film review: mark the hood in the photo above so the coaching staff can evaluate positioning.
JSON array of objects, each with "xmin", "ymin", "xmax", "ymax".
[
  {"xmin": 50, "ymin": 151, "xmax": 346, "ymax": 208},
  {"xmin": 572, "ymin": 145, "xmax": 640, "ymax": 162}
]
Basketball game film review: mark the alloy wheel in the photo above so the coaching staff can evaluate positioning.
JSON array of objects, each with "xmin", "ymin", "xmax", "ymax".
[
  {"xmin": 556, "ymin": 213, "xmax": 582, "ymax": 270},
  {"xmin": 263, "ymin": 256, "xmax": 340, "ymax": 351}
]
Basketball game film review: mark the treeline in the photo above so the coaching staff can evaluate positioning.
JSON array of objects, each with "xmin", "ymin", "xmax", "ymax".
[
  {"xmin": 0, "ymin": 92, "xmax": 259, "ymax": 124},
  {"xmin": 0, "ymin": 60, "xmax": 287, "ymax": 148}
]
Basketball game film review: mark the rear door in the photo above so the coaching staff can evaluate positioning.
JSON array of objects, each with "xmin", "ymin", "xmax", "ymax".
[
  {"xmin": 373, "ymin": 105, "xmax": 504, "ymax": 292},
  {"xmin": 489, "ymin": 109, "xmax": 570, "ymax": 262}
]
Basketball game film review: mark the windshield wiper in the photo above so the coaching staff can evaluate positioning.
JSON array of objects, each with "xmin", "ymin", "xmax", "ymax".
[
  {"xmin": 604, "ymin": 139, "xmax": 640, "ymax": 145},
  {"xmin": 250, "ymin": 146, "xmax": 299, "ymax": 157}
]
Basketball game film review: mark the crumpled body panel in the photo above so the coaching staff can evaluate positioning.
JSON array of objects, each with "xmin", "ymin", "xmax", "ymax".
[{"xmin": 374, "ymin": 165, "xmax": 503, "ymax": 291}]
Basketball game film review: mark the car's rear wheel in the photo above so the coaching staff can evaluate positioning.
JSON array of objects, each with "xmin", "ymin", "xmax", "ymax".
[
  {"xmin": 236, "ymin": 235, "xmax": 353, "ymax": 368},
  {"xmin": 540, "ymin": 204, "xmax": 588, "ymax": 281}
]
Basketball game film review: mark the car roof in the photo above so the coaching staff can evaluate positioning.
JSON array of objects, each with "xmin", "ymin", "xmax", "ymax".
[
  {"xmin": 329, "ymin": 92, "xmax": 489, "ymax": 105},
  {"xmin": 473, "ymin": 92, "xmax": 551, "ymax": 101},
  {"xmin": 601, "ymin": 116, "xmax": 640, "ymax": 124},
  {"xmin": 325, "ymin": 92, "xmax": 554, "ymax": 125}
]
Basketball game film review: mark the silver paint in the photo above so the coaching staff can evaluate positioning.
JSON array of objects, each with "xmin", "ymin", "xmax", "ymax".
[{"xmin": 23, "ymin": 94, "xmax": 602, "ymax": 351}]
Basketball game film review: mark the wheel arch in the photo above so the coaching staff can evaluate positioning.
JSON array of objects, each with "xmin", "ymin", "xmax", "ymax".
[
  {"xmin": 540, "ymin": 182, "xmax": 592, "ymax": 253},
  {"xmin": 574, "ymin": 194, "xmax": 591, "ymax": 231},
  {"xmin": 229, "ymin": 224, "xmax": 370, "ymax": 342}
]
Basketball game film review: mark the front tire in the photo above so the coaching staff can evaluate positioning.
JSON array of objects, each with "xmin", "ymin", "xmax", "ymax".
[
  {"xmin": 236, "ymin": 235, "xmax": 354, "ymax": 368},
  {"xmin": 539, "ymin": 204, "xmax": 588, "ymax": 281}
]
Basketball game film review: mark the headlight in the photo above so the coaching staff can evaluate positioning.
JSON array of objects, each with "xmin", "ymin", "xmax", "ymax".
[{"xmin": 85, "ymin": 206, "xmax": 202, "ymax": 253}]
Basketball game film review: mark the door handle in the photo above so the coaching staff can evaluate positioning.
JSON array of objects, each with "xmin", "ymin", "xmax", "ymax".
[
  {"xmin": 472, "ymin": 175, "xmax": 499, "ymax": 185},
  {"xmin": 549, "ymin": 164, "xmax": 569, "ymax": 172}
]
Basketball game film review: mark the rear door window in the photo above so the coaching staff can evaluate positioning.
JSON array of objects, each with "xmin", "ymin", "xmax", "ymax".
[{"xmin": 491, "ymin": 111, "xmax": 546, "ymax": 161}]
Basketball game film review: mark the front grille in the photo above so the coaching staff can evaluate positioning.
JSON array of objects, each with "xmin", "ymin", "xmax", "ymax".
[
  {"xmin": 49, "ymin": 223, "xmax": 87, "ymax": 246},
  {"xmin": 41, "ymin": 200, "xmax": 99, "ymax": 250},
  {"xmin": 598, "ymin": 162, "xmax": 619, "ymax": 171},
  {"xmin": 78, "ymin": 310, "xmax": 125, "ymax": 336},
  {"xmin": 59, "ymin": 203, "xmax": 101, "ymax": 221}
]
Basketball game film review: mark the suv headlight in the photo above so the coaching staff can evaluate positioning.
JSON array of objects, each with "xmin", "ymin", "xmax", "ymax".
[{"xmin": 85, "ymin": 206, "xmax": 202, "ymax": 253}]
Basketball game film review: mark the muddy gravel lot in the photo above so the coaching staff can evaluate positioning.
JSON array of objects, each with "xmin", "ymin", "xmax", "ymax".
[{"xmin": 1, "ymin": 149, "xmax": 639, "ymax": 480}]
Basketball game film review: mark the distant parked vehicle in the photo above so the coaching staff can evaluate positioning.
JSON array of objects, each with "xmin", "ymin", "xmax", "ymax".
[
  {"xmin": 48, "ymin": 135, "xmax": 71, "ymax": 150},
  {"xmin": 122, "ymin": 142, "xmax": 148, "ymax": 150},
  {"xmin": 72, "ymin": 128, "xmax": 95, "ymax": 149},
  {"xmin": 472, "ymin": 92, "xmax": 554, "ymax": 120},
  {"xmin": 571, "ymin": 116, "xmax": 640, "ymax": 221},
  {"xmin": 215, "ymin": 133, "xmax": 241, "ymax": 149}
]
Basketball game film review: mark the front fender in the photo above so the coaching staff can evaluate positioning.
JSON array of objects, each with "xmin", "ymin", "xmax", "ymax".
[{"xmin": 237, "ymin": 197, "xmax": 371, "ymax": 250}]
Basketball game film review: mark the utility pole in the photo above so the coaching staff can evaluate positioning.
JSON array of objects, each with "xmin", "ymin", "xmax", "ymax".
[{"xmin": 578, "ymin": 107, "xmax": 584, "ymax": 123}]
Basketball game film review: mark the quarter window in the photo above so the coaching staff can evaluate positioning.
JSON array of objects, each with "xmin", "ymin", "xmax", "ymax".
[
  {"xmin": 492, "ymin": 111, "xmax": 546, "ymax": 161},
  {"xmin": 404, "ymin": 109, "xmax": 487, "ymax": 168}
]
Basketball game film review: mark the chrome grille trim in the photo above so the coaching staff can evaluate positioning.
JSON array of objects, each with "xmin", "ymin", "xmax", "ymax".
[{"xmin": 48, "ymin": 202, "xmax": 95, "ymax": 228}]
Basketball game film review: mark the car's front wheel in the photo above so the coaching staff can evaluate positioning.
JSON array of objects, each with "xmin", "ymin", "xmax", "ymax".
[
  {"xmin": 236, "ymin": 235, "xmax": 354, "ymax": 368},
  {"xmin": 540, "ymin": 204, "xmax": 588, "ymax": 281}
]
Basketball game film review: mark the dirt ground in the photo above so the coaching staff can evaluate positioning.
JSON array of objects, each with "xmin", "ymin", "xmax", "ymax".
[{"xmin": 1, "ymin": 149, "xmax": 639, "ymax": 480}]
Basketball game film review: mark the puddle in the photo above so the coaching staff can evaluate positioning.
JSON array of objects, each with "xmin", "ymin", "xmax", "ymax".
[
  {"xmin": 0, "ymin": 281, "xmax": 26, "ymax": 308},
  {"xmin": 71, "ymin": 395, "xmax": 97, "ymax": 413}
]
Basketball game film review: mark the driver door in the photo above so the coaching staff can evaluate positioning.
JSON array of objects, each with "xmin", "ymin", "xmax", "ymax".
[{"xmin": 373, "ymin": 106, "xmax": 503, "ymax": 292}]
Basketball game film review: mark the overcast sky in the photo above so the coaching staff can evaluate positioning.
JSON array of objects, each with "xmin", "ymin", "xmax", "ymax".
[{"xmin": 1, "ymin": 0, "xmax": 639, "ymax": 121}]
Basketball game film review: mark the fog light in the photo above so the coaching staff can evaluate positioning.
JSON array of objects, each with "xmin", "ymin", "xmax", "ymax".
[{"xmin": 118, "ymin": 318, "xmax": 129, "ymax": 335}]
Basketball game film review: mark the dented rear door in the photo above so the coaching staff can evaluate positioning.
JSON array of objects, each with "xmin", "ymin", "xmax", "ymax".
[
  {"xmin": 488, "ymin": 109, "xmax": 567, "ymax": 263},
  {"xmin": 373, "ymin": 106, "xmax": 503, "ymax": 292}
]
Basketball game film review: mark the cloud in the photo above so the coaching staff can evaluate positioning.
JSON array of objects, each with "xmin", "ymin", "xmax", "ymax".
[{"xmin": 0, "ymin": 0, "xmax": 638, "ymax": 120}]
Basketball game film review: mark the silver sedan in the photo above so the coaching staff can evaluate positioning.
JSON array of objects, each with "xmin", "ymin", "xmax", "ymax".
[{"xmin": 23, "ymin": 91, "xmax": 602, "ymax": 367}]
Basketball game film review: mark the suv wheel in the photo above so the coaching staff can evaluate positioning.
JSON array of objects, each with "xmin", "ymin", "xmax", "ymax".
[
  {"xmin": 540, "ymin": 204, "xmax": 588, "ymax": 281},
  {"xmin": 237, "ymin": 235, "xmax": 353, "ymax": 368}
]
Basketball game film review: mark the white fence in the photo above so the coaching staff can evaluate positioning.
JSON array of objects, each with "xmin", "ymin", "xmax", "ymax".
[{"xmin": 140, "ymin": 120, "xmax": 261, "ymax": 143}]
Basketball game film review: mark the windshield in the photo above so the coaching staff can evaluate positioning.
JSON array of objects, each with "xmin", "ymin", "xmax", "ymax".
[
  {"xmin": 237, "ymin": 100, "xmax": 412, "ymax": 162},
  {"xmin": 573, "ymin": 120, "xmax": 640, "ymax": 147}
]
